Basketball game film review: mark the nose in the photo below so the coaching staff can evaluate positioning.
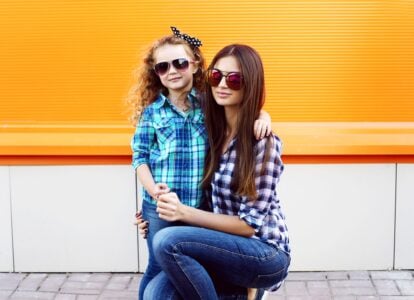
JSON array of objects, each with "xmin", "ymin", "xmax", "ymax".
[
  {"xmin": 218, "ymin": 76, "xmax": 228, "ymax": 88},
  {"xmin": 167, "ymin": 63, "xmax": 178, "ymax": 74}
]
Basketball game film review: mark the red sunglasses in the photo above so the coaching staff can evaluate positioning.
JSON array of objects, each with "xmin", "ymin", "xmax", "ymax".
[
  {"xmin": 154, "ymin": 58, "xmax": 193, "ymax": 76},
  {"xmin": 207, "ymin": 68, "xmax": 243, "ymax": 91}
]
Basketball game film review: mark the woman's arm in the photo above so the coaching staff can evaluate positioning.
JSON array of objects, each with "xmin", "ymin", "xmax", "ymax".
[
  {"xmin": 157, "ymin": 193, "xmax": 255, "ymax": 237},
  {"xmin": 254, "ymin": 110, "xmax": 272, "ymax": 139}
]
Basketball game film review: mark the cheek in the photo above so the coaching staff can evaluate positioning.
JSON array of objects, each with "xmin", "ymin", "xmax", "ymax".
[
  {"xmin": 234, "ymin": 92, "xmax": 243, "ymax": 103},
  {"xmin": 158, "ymin": 75, "xmax": 168, "ymax": 86}
]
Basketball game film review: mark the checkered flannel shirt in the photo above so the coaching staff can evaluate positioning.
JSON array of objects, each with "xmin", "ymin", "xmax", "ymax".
[{"xmin": 131, "ymin": 90, "xmax": 207, "ymax": 207}]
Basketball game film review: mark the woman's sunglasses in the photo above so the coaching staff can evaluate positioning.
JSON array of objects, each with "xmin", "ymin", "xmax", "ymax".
[
  {"xmin": 207, "ymin": 68, "xmax": 243, "ymax": 91},
  {"xmin": 153, "ymin": 58, "xmax": 193, "ymax": 76}
]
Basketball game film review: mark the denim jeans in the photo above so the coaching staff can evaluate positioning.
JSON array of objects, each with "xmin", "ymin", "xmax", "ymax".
[
  {"xmin": 138, "ymin": 201, "xmax": 183, "ymax": 300},
  {"xmin": 143, "ymin": 226, "xmax": 290, "ymax": 300}
]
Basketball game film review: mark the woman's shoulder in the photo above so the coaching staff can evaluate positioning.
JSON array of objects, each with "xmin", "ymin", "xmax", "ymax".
[{"xmin": 255, "ymin": 133, "xmax": 283, "ymax": 152}]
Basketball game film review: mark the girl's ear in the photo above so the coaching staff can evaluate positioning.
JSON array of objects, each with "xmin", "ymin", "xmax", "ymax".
[{"xmin": 192, "ymin": 61, "xmax": 199, "ymax": 74}]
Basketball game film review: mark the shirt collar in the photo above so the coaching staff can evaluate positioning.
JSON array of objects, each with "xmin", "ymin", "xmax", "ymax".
[{"xmin": 152, "ymin": 88, "xmax": 199, "ymax": 109}]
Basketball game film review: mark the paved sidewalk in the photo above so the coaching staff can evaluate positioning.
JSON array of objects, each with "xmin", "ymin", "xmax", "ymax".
[{"xmin": 1, "ymin": 270, "xmax": 414, "ymax": 299}]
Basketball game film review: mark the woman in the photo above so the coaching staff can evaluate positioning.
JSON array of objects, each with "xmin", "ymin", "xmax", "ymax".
[{"xmin": 143, "ymin": 44, "xmax": 290, "ymax": 300}]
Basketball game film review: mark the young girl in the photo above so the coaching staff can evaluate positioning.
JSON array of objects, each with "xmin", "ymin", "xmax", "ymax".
[
  {"xmin": 142, "ymin": 44, "xmax": 290, "ymax": 300},
  {"xmin": 128, "ymin": 28, "xmax": 272, "ymax": 299}
]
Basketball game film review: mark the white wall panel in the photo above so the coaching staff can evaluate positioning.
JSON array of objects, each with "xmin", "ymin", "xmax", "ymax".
[
  {"xmin": 278, "ymin": 164, "xmax": 395, "ymax": 271},
  {"xmin": 10, "ymin": 165, "xmax": 138, "ymax": 272},
  {"xmin": 0, "ymin": 167, "xmax": 13, "ymax": 271},
  {"xmin": 395, "ymin": 164, "xmax": 414, "ymax": 269},
  {"xmin": 136, "ymin": 180, "xmax": 148, "ymax": 273}
]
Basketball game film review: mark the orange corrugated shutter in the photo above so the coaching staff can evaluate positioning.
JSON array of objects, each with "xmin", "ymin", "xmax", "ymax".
[{"xmin": 1, "ymin": 0, "xmax": 413, "ymax": 126}]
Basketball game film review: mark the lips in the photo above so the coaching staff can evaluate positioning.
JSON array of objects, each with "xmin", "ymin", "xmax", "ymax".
[{"xmin": 215, "ymin": 91, "xmax": 231, "ymax": 97}]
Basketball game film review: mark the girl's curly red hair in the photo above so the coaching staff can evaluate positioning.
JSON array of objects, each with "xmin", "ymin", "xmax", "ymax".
[{"xmin": 126, "ymin": 35, "xmax": 206, "ymax": 126}]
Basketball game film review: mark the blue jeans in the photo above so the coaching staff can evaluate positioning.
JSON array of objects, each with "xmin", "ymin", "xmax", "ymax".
[
  {"xmin": 143, "ymin": 226, "xmax": 290, "ymax": 300},
  {"xmin": 138, "ymin": 201, "xmax": 184, "ymax": 300}
]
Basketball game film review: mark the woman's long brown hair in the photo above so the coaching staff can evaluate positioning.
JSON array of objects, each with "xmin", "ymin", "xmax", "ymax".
[{"xmin": 201, "ymin": 44, "xmax": 267, "ymax": 199}]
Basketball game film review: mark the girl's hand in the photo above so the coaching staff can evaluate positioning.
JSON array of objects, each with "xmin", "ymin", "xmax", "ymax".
[
  {"xmin": 134, "ymin": 210, "xmax": 148, "ymax": 239},
  {"xmin": 150, "ymin": 183, "xmax": 170, "ymax": 200},
  {"xmin": 254, "ymin": 119, "xmax": 271, "ymax": 140},
  {"xmin": 156, "ymin": 192, "xmax": 183, "ymax": 222}
]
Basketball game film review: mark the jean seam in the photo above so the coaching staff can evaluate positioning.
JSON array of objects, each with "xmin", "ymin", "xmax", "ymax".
[
  {"xmin": 172, "ymin": 244, "xmax": 209, "ymax": 300},
  {"xmin": 176, "ymin": 241, "xmax": 278, "ymax": 262}
]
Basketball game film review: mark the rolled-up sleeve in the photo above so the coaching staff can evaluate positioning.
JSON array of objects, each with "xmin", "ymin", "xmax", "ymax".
[
  {"xmin": 238, "ymin": 136, "xmax": 284, "ymax": 232},
  {"xmin": 131, "ymin": 108, "xmax": 155, "ymax": 169}
]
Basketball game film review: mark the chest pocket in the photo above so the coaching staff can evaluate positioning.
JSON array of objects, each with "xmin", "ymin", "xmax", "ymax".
[{"xmin": 154, "ymin": 121, "xmax": 175, "ymax": 146}]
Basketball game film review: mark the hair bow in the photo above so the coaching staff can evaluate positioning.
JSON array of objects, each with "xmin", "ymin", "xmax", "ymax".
[{"xmin": 170, "ymin": 26, "xmax": 202, "ymax": 48}]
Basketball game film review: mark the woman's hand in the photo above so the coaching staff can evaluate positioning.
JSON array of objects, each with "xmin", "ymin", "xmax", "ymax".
[
  {"xmin": 156, "ymin": 192, "xmax": 183, "ymax": 222},
  {"xmin": 134, "ymin": 210, "xmax": 148, "ymax": 239}
]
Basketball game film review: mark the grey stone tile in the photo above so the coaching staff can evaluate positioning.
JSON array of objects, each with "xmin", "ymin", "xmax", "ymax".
[
  {"xmin": 67, "ymin": 274, "xmax": 92, "ymax": 282},
  {"xmin": 98, "ymin": 290, "xmax": 138, "ymax": 299},
  {"xmin": 373, "ymin": 280, "xmax": 400, "ymax": 296},
  {"xmin": 396, "ymin": 280, "xmax": 414, "ymax": 296},
  {"xmin": 54, "ymin": 295, "xmax": 77, "ymax": 300},
  {"xmin": 265, "ymin": 295, "xmax": 285, "ymax": 300},
  {"xmin": 9, "ymin": 291, "xmax": 56, "ymax": 299},
  {"xmin": 349, "ymin": 271, "xmax": 370, "ymax": 280},
  {"xmin": 330, "ymin": 280, "xmax": 374, "ymax": 288},
  {"xmin": 380, "ymin": 297, "xmax": 414, "ymax": 300},
  {"xmin": 38, "ymin": 274, "xmax": 67, "ymax": 292},
  {"xmin": 108, "ymin": 275, "xmax": 132, "ymax": 284},
  {"xmin": 328, "ymin": 272, "xmax": 350, "ymax": 280},
  {"xmin": 285, "ymin": 281, "xmax": 309, "ymax": 296},
  {"xmin": 371, "ymin": 272, "xmax": 413, "ymax": 280},
  {"xmin": 105, "ymin": 282, "xmax": 127, "ymax": 290},
  {"xmin": 287, "ymin": 272, "xmax": 327, "ymax": 281},
  {"xmin": 307, "ymin": 281, "xmax": 331, "ymax": 296},
  {"xmin": 332, "ymin": 287, "xmax": 377, "ymax": 296},
  {"xmin": 0, "ymin": 290, "xmax": 13, "ymax": 300},
  {"xmin": 77, "ymin": 295, "xmax": 99, "ymax": 300},
  {"xmin": 88, "ymin": 274, "xmax": 111, "ymax": 282}
]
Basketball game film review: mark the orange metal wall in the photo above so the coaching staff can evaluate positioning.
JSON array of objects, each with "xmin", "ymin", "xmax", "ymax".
[{"xmin": 1, "ymin": 0, "xmax": 413, "ymax": 126}]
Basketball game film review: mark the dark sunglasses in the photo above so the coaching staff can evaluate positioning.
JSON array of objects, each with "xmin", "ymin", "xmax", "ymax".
[
  {"xmin": 207, "ymin": 68, "xmax": 243, "ymax": 90},
  {"xmin": 154, "ymin": 58, "xmax": 193, "ymax": 76}
]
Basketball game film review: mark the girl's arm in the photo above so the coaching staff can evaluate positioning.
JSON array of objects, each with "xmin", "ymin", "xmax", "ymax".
[
  {"xmin": 137, "ymin": 164, "xmax": 169, "ymax": 199},
  {"xmin": 132, "ymin": 108, "xmax": 170, "ymax": 200},
  {"xmin": 157, "ymin": 193, "xmax": 255, "ymax": 237}
]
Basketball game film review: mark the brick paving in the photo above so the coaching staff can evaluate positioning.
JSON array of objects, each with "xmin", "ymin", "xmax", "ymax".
[{"xmin": 0, "ymin": 270, "xmax": 413, "ymax": 299}]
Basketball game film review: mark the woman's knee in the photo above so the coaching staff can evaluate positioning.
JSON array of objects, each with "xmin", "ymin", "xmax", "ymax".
[{"xmin": 152, "ymin": 226, "xmax": 184, "ymax": 257}]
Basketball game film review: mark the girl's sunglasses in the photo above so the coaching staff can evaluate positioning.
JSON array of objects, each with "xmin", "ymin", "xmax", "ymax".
[
  {"xmin": 207, "ymin": 68, "xmax": 243, "ymax": 91},
  {"xmin": 154, "ymin": 58, "xmax": 193, "ymax": 76}
]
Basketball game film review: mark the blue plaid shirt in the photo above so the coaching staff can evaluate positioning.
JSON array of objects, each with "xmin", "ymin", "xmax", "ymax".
[
  {"xmin": 131, "ymin": 90, "xmax": 207, "ymax": 207},
  {"xmin": 209, "ymin": 134, "xmax": 290, "ymax": 252}
]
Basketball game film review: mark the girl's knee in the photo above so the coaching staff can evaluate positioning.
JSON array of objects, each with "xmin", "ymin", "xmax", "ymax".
[{"xmin": 143, "ymin": 272, "xmax": 179, "ymax": 300}]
